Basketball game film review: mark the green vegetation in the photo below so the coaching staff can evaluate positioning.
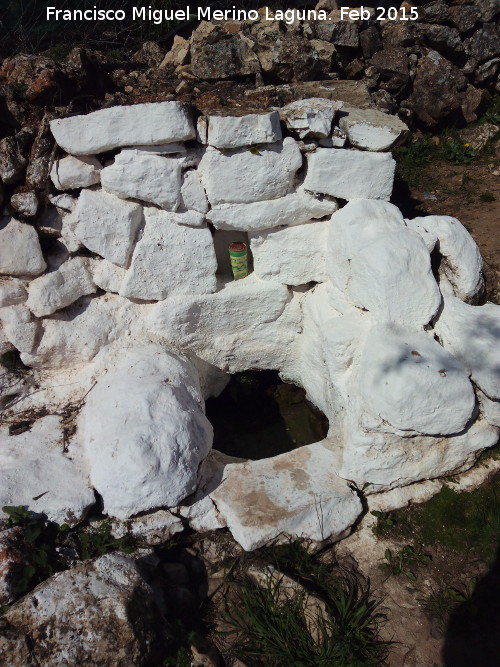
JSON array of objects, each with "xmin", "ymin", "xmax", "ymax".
[
  {"xmin": 420, "ymin": 579, "xmax": 477, "ymax": 626},
  {"xmin": 220, "ymin": 539, "xmax": 391, "ymax": 666},
  {"xmin": 480, "ymin": 191, "xmax": 496, "ymax": 202},
  {"xmin": 379, "ymin": 545, "xmax": 431, "ymax": 582}
]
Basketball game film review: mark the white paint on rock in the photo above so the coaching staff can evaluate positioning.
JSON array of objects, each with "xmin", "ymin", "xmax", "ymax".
[
  {"xmin": 92, "ymin": 259, "xmax": 127, "ymax": 294},
  {"xmin": 303, "ymin": 148, "xmax": 395, "ymax": 200},
  {"xmin": 0, "ymin": 218, "xmax": 46, "ymax": 278},
  {"xmin": 339, "ymin": 107, "xmax": 409, "ymax": 151},
  {"xmin": 198, "ymin": 137, "xmax": 302, "ymax": 205},
  {"xmin": 50, "ymin": 101, "xmax": 195, "ymax": 154},
  {"xmin": 279, "ymin": 98, "xmax": 342, "ymax": 139},
  {"xmin": 207, "ymin": 112, "xmax": 282, "ymax": 148},
  {"xmin": 50, "ymin": 155, "xmax": 102, "ymax": 190},
  {"xmin": 0, "ymin": 304, "xmax": 39, "ymax": 354},
  {"xmin": 0, "ymin": 279, "xmax": 27, "ymax": 308},
  {"xmin": 180, "ymin": 170, "xmax": 209, "ymax": 214}
]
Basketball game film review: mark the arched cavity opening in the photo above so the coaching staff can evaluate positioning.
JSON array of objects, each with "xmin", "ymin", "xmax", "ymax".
[{"xmin": 205, "ymin": 370, "xmax": 329, "ymax": 460}]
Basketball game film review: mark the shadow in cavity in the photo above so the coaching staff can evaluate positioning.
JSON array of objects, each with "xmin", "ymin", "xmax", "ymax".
[{"xmin": 205, "ymin": 370, "xmax": 329, "ymax": 461}]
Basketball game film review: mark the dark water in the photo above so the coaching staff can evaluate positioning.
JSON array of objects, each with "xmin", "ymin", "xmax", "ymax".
[{"xmin": 205, "ymin": 370, "xmax": 329, "ymax": 460}]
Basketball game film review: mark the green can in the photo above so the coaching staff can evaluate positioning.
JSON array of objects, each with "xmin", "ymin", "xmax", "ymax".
[{"xmin": 228, "ymin": 242, "xmax": 248, "ymax": 280}]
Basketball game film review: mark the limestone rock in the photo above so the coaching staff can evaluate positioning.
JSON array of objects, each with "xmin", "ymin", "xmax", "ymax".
[
  {"xmin": 101, "ymin": 150, "xmax": 182, "ymax": 210},
  {"xmin": 0, "ymin": 553, "xmax": 166, "ymax": 666},
  {"xmin": 0, "ymin": 279, "xmax": 27, "ymax": 308},
  {"xmin": 75, "ymin": 189, "xmax": 143, "ymax": 266},
  {"xmin": 180, "ymin": 170, "xmax": 209, "ymax": 214},
  {"xmin": 0, "ymin": 415, "xmax": 94, "ymax": 525},
  {"xmin": 78, "ymin": 343, "xmax": 213, "ymax": 519},
  {"xmin": 0, "ymin": 218, "xmax": 46, "ymax": 277},
  {"xmin": 27, "ymin": 257, "xmax": 96, "ymax": 317},
  {"xmin": 92, "ymin": 260, "xmax": 127, "ymax": 294},
  {"xmin": 10, "ymin": 191, "xmax": 39, "ymax": 218},
  {"xmin": 278, "ymin": 98, "xmax": 342, "ymax": 139},
  {"xmin": 111, "ymin": 511, "xmax": 184, "ymax": 546},
  {"xmin": 120, "ymin": 208, "xmax": 216, "ymax": 301},
  {"xmin": 0, "ymin": 304, "xmax": 39, "ymax": 354},
  {"xmin": 207, "ymin": 112, "xmax": 282, "ymax": 149},
  {"xmin": 198, "ymin": 138, "xmax": 302, "ymax": 205},
  {"xmin": 50, "ymin": 155, "xmax": 102, "ymax": 190},
  {"xmin": 0, "ymin": 133, "xmax": 30, "ymax": 185},
  {"xmin": 358, "ymin": 323, "xmax": 476, "ymax": 435},
  {"xmin": 207, "ymin": 189, "xmax": 338, "ymax": 231},
  {"xmin": 250, "ymin": 220, "xmax": 329, "ymax": 285},
  {"xmin": 435, "ymin": 296, "xmax": 500, "ymax": 400},
  {"xmin": 210, "ymin": 442, "xmax": 362, "ymax": 551},
  {"xmin": 191, "ymin": 31, "xmax": 260, "ymax": 79},
  {"xmin": 339, "ymin": 108, "xmax": 409, "ymax": 151},
  {"xmin": 159, "ymin": 35, "xmax": 190, "ymax": 69},
  {"xmin": 50, "ymin": 101, "xmax": 195, "ymax": 154},
  {"xmin": 409, "ymin": 215, "xmax": 483, "ymax": 302},
  {"xmin": 303, "ymin": 149, "xmax": 395, "ymax": 200}
]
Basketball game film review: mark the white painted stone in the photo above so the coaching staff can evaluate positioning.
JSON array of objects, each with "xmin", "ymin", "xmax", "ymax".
[
  {"xmin": 0, "ymin": 304, "xmax": 39, "ymax": 354},
  {"xmin": 207, "ymin": 189, "xmax": 338, "ymax": 231},
  {"xmin": 197, "ymin": 116, "xmax": 207, "ymax": 144},
  {"xmin": 410, "ymin": 215, "xmax": 483, "ymax": 302},
  {"xmin": 319, "ymin": 128, "xmax": 347, "ymax": 148},
  {"xmin": 180, "ymin": 170, "xmax": 208, "ymax": 214},
  {"xmin": 75, "ymin": 189, "xmax": 143, "ymax": 266},
  {"xmin": 49, "ymin": 193, "xmax": 77, "ymax": 213},
  {"xmin": 210, "ymin": 442, "xmax": 362, "ymax": 551},
  {"xmin": 249, "ymin": 220, "xmax": 329, "ymax": 285},
  {"xmin": 0, "ymin": 279, "xmax": 27, "ymax": 307},
  {"xmin": 207, "ymin": 112, "xmax": 282, "ymax": 148},
  {"xmin": 279, "ymin": 98, "xmax": 342, "ymax": 139},
  {"xmin": 101, "ymin": 150, "xmax": 182, "ymax": 210},
  {"xmin": 59, "ymin": 209, "xmax": 82, "ymax": 253},
  {"xmin": 78, "ymin": 342, "xmax": 213, "ymax": 519},
  {"xmin": 435, "ymin": 296, "xmax": 500, "ymax": 399},
  {"xmin": 50, "ymin": 155, "xmax": 102, "ymax": 190},
  {"xmin": 50, "ymin": 101, "xmax": 195, "ymax": 154},
  {"xmin": 111, "ymin": 511, "xmax": 184, "ymax": 545},
  {"xmin": 121, "ymin": 142, "xmax": 186, "ymax": 154},
  {"xmin": 0, "ymin": 218, "xmax": 46, "ymax": 277},
  {"xmin": 339, "ymin": 108, "xmax": 409, "ymax": 151},
  {"xmin": 303, "ymin": 149, "xmax": 396, "ymax": 200},
  {"xmin": 120, "ymin": 208, "xmax": 216, "ymax": 301},
  {"xmin": 0, "ymin": 415, "xmax": 94, "ymax": 525},
  {"xmin": 405, "ymin": 218, "xmax": 438, "ymax": 252},
  {"xmin": 198, "ymin": 137, "xmax": 302, "ymax": 205},
  {"xmin": 358, "ymin": 323, "xmax": 476, "ymax": 435},
  {"xmin": 27, "ymin": 258, "xmax": 96, "ymax": 317},
  {"xmin": 92, "ymin": 259, "xmax": 127, "ymax": 294},
  {"xmin": 478, "ymin": 390, "xmax": 500, "ymax": 428}
]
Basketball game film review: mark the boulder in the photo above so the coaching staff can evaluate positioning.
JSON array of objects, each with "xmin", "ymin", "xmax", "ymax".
[
  {"xmin": 210, "ymin": 442, "xmax": 363, "ymax": 551},
  {"xmin": 0, "ymin": 553, "xmax": 166, "ymax": 666},
  {"xmin": 370, "ymin": 47, "xmax": 411, "ymax": 95},
  {"xmin": 358, "ymin": 323, "xmax": 476, "ymax": 435},
  {"xmin": 207, "ymin": 112, "xmax": 282, "ymax": 148},
  {"xmin": 279, "ymin": 98, "xmax": 342, "ymax": 139},
  {"xmin": 27, "ymin": 257, "xmax": 96, "ymax": 317},
  {"xmin": 0, "ymin": 304, "xmax": 39, "ymax": 354},
  {"xmin": 10, "ymin": 191, "xmax": 39, "ymax": 218},
  {"xmin": 254, "ymin": 25, "xmax": 322, "ymax": 82},
  {"xmin": 338, "ymin": 108, "xmax": 409, "ymax": 151},
  {"xmin": 198, "ymin": 137, "xmax": 302, "ymax": 205},
  {"xmin": 101, "ymin": 150, "xmax": 182, "ymax": 210},
  {"xmin": 0, "ymin": 415, "xmax": 94, "ymax": 525},
  {"xmin": 409, "ymin": 215, "xmax": 483, "ymax": 302},
  {"xmin": 207, "ymin": 189, "xmax": 338, "ymax": 231},
  {"xmin": 303, "ymin": 149, "xmax": 395, "ymax": 200},
  {"xmin": 0, "ymin": 218, "xmax": 46, "ymax": 277},
  {"xmin": 191, "ymin": 30, "xmax": 260, "ymax": 79},
  {"xmin": 92, "ymin": 259, "xmax": 127, "ymax": 294},
  {"xmin": 159, "ymin": 35, "xmax": 190, "ymax": 69},
  {"xmin": 50, "ymin": 101, "xmax": 195, "ymax": 154},
  {"xmin": 50, "ymin": 155, "xmax": 102, "ymax": 190},
  {"xmin": 435, "ymin": 296, "xmax": 500, "ymax": 400},
  {"xmin": 120, "ymin": 208, "xmax": 217, "ymax": 301},
  {"xmin": 0, "ymin": 129, "xmax": 34, "ymax": 184},
  {"xmin": 180, "ymin": 170, "xmax": 209, "ymax": 214},
  {"xmin": 0, "ymin": 279, "xmax": 27, "ymax": 308},
  {"xmin": 249, "ymin": 220, "xmax": 329, "ymax": 285},
  {"xmin": 417, "ymin": 24, "xmax": 464, "ymax": 59},
  {"xmin": 75, "ymin": 189, "xmax": 143, "ymax": 266},
  {"xmin": 78, "ymin": 343, "xmax": 213, "ymax": 518}
]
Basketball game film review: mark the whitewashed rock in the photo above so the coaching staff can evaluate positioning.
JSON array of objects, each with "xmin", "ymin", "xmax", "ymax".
[
  {"xmin": 111, "ymin": 510, "xmax": 184, "ymax": 545},
  {"xmin": 50, "ymin": 155, "xmax": 102, "ymax": 190},
  {"xmin": 180, "ymin": 170, "xmax": 209, "ymax": 213},
  {"xmin": 92, "ymin": 259, "xmax": 127, "ymax": 294},
  {"xmin": 207, "ymin": 189, "xmax": 338, "ymax": 231},
  {"xmin": 210, "ymin": 442, "xmax": 362, "ymax": 551},
  {"xmin": 49, "ymin": 193, "xmax": 77, "ymax": 213},
  {"xmin": 435, "ymin": 296, "xmax": 500, "ymax": 399},
  {"xmin": 27, "ymin": 258, "xmax": 96, "ymax": 317},
  {"xmin": 10, "ymin": 191, "xmax": 39, "ymax": 218},
  {"xmin": 405, "ymin": 218, "xmax": 438, "ymax": 252},
  {"xmin": 75, "ymin": 189, "xmax": 143, "ymax": 266},
  {"xmin": 120, "ymin": 208, "xmax": 216, "ymax": 301},
  {"xmin": 303, "ymin": 149, "xmax": 395, "ymax": 200},
  {"xmin": 50, "ymin": 101, "xmax": 195, "ymax": 154},
  {"xmin": 339, "ymin": 108, "xmax": 409, "ymax": 151},
  {"xmin": 250, "ymin": 220, "xmax": 329, "ymax": 285},
  {"xmin": 0, "ymin": 279, "xmax": 27, "ymax": 307},
  {"xmin": 197, "ymin": 116, "xmax": 208, "ymax": 144},
  {"xmin": 78, "ymin": 343, "xmax": 213, "ymax": 519},
  {"xmin": 319, "ymin": 128, "xmax": 347, "ymax": 148},
  {"xmin": 359, "ymin": 323, "xmax": 476, "ymax": 435},
  {"xmin": 410, "ymin": 215, "xmax": 483, "ymax": 302},
  {"xmin": 207, "ymin": 112, "xmax": 282, "ymax": 148},
  {"xmin": 478, "ymin": 391, "xmax": 500, "ymax": 428},
  {"xmin": 198, "ymin": 138, "xmax": 302, "ymax": 205},
  {"xmin": 59, "ymin": 209, "xmax": 82, "ymax": 253},
  {"xmin": 0, "ymin": 304, "xmax": 39, "ymax": 354},
  {"xmin": 122, "ymin": 142, "xmax": 186, "ymax": 154},
  {"xmin": 279, "ymin": 98, "xmax": 342, "ymax": 139},
  {"xmin": 0, "ymin": 415, "xmax": 94, "ymax": 525},
  {"xmin": 101, "ymin": 150, "xmax": 182, "ymax": 210},
  {"xmin": 0, "ymin": 218, "xmax": 46, "ymax": 277},
  {"xmin": 0, "ymin": 553, "xmax": 165, "ymax": 665}
]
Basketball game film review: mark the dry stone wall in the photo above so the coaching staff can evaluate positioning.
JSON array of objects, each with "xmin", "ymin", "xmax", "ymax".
[{"xmin": 0, "ymin": 98, "xmax": 499, "ymax": 551}]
